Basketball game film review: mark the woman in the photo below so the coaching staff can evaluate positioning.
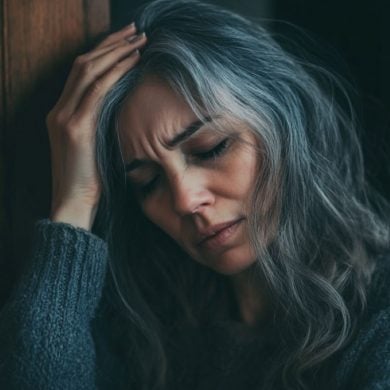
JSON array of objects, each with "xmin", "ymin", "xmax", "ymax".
[{"xmin": 1, "ymin": 0, "xmax": 389, "ymax": 389}]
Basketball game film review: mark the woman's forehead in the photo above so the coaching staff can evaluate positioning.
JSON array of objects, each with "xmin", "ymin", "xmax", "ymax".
[
  {"xmin": 116, "ymin": 78, "xmax": 216, "ymax": 165},
  {"xmin": 117, "ymin": 77, "xmax": 197, "ymax": 142},
  {"xmin": 116, "ymin": 76, "xmax": 257, "ymax": 159}
]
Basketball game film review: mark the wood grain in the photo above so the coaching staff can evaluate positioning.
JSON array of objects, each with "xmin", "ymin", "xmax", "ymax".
[{"xmin": 0, "ymin": 0, "xmax": 5, "ymax": 267}]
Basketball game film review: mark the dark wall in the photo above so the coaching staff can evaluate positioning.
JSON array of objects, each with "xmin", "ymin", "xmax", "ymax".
[
  {"xmin": 273, "ymin": 0, "xmax": 390, "ymax": 199},
  {"xmin": 111, "ymin": 0, "xmax": 389, "ymax": 199}
]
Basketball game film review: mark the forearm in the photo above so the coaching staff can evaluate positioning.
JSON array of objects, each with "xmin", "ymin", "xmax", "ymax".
[{"xmin": 50, "ymin": 200, "xmax": 99, "ymax": 231}]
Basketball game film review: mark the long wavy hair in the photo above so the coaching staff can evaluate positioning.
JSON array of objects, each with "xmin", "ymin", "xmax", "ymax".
[{"xmin": 94, "ymin": 0, "xmax": 390, "ymax": 389}]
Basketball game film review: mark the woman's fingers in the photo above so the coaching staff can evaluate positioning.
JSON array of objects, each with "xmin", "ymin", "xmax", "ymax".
[
  {"xmin": 75, "ymin": 26, "xmax": 140, "ymax": 64},
  {"xmin": 57, "ymin": 33, "xmax": 147, "ymax": 114},
  {"xmin": 75, "ymin": 50, "xmax": 142, "ymax": 126},
  {"xmin": 81, "ymin": 37, "xmax": 134, "ymax": 62},
  {"xmin": 56, "ymin": 39, "xmax": 134, "ymax": 106},
  {"xmin": 95, "ymin": 23, "xmax": 137, "ymax": 49},
  {"xmin": 56, "ymin": 25, "xmax": 138, "ymax": 107}
]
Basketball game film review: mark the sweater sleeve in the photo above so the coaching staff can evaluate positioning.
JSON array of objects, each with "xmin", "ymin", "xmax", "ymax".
[{"xmin": 0, "ymin": 219, "xmax": 109, "ymax": 390}]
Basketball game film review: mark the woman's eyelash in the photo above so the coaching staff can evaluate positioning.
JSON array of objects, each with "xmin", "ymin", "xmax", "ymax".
[
  {"xmin": 139, "ymin": 176, "xmax": 159, "ymax": 195},
  {"xmin": 193, "ymin": 138, "xmax": 230, "ymax": 160}
]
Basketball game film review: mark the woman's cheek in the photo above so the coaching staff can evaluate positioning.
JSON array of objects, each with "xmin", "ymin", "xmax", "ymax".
[
  {"xmin": 139, "ymin": 198, "xmax": 158, "ymax": 227},
  {"xmin": 142, "ymin": 199, "xmax": 174, "ymax": 236}
]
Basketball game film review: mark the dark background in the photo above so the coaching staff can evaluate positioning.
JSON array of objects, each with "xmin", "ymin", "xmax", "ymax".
[
  {"xmin": 111, "ymin": 0, "xmax": 390, "ymax": 198},
  {"xmin": 272, "ymin": 0, "xmax": 390, "ymax": 197}
]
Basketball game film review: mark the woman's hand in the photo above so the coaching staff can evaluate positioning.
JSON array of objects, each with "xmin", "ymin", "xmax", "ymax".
[{"xmin": 46, "ymin": 23, "xmax": 147, "ymax": 230}]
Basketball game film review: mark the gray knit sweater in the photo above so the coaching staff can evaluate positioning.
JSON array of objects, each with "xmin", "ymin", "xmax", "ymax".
[{"xmin": 0, "ymin": 220, "xmax": 389, "ymax": 389}]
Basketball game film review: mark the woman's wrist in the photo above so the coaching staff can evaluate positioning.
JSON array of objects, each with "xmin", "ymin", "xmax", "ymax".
[{"xmin": 50, "ymin": 200, "xmax": 98, "ymax": 231}]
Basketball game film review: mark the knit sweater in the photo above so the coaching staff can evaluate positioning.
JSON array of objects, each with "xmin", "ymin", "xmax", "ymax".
[{"xmin": 0, "ymin": 220, "xmax": 389, "ymax": 389}]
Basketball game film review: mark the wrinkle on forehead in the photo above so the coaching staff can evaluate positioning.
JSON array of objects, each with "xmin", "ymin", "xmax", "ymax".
[{"xmin": 117, "ymin": 76, "xmax": 199, "ymax": 162}]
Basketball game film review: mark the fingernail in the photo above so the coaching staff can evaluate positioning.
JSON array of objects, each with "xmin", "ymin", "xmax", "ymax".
[
  {"xmin": 135, "ymin": 32, "xmax": 146, "ymax": 41},
  {"xmin": 124, "ymin": 22, "xmax": 135, "ymax": 30},
  {"xmin": 127, "ymin": 34, "xmax": 139, "ymax": 43},
  {"xmin": 126, "ymin": 32, "xmax": 146, "ymax": 44}
]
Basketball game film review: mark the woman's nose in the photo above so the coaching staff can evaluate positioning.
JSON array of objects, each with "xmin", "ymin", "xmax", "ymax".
[{"xmin": 169, "ymin": 170, "xmax": 214, "ymax": 216}]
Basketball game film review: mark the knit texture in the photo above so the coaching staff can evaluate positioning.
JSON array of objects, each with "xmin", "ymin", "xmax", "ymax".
[
  {"xmin": 0, "ymin": 220, "xmax": 389, "ymax": 389},
  {"xmin": 0, "ymin": 220, "xmax": 108, "ymax": 389}
]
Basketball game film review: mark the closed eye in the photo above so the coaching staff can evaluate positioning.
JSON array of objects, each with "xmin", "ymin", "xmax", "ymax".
[
  {"xmin": 133, "ymin": 138, "xmax": 232, "ymax": 197},
  {"xmin": 137, "ymin": 175, "xmax": 160, "ymax": 195},
  {"xmin": 193, "ymin": 138, "xmax": 230, "ymax": 160}
]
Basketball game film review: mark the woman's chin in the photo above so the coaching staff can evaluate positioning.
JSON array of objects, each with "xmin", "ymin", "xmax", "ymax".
[{"xmin": 200, "ymin": 246, "xmax": 257, "ymax": 276}]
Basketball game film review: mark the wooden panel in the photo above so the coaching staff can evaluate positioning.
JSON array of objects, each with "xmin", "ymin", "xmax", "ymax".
[
  {"xmin": 85, "ymin": 0, "xmax": 111, "ymax": 39},
  {"xmin": 0, "ymin": 0, "xmax": 5, "ymax": 267},
  {"xmin": 0, "ymin": 0, "xmax": 110, "ymax": 305}
]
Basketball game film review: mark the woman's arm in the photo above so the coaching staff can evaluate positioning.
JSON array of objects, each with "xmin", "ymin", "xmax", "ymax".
[
  {"xmin": 46, "ymin": 22, "xmax": 146, "ymax": 231},
  {"xmin": 0, "ymin": 22, "xmax": 146, "ymax": 388},
  {"xmin": 0, "ymin": 220, "xmax": 108, "ymax": 389}
]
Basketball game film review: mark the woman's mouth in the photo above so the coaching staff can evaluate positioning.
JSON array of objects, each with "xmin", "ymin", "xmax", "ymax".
[{"xmin": 197, "ymin": 218, "xmax": 244, "ymax": 251}]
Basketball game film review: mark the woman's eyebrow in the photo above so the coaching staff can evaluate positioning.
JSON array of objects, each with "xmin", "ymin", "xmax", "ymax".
[
  {"xmin": 125, "ymin": 159, "xmax": 150, "ymax": 173},
  {"xmin": 166, "ymin": 115, "xmax": 213, "ymax": 148},
  {"xmin": 125, "ymin": 115, "xmax": 213, "ymax": 173}
]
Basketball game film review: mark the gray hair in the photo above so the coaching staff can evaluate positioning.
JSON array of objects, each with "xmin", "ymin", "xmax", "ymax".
[{"xmin": 95, "ymin": 1, "xmax": 390, "ymax": 389}]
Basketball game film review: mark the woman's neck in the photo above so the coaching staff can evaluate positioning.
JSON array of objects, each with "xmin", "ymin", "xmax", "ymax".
[{"xmin": 229, "ymin": 267, "xmax": 270, "ymax": 328}]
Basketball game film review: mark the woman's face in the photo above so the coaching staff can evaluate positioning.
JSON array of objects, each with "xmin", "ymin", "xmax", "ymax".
[{"xmin": 117, "ymin": 77, "xmax": 259, "ymax": 275}]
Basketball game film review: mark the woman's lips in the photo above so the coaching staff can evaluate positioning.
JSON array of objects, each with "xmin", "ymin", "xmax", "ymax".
[{"xmin": 198, "ymin": 218, "xmax": 243, "ymax": 251}]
